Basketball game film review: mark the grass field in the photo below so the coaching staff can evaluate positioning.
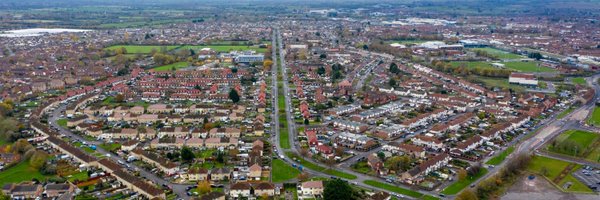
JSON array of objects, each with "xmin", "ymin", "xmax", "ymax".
[
  {"xmin": 284, "ymin": 152, "xmax": 357, "ymax": 180},
  {"xmin": 279, "ymin": 115, "xmax": 290, "ymax": 149},
  {"xmin": 503, "ymin": 61, "xmax": 556, "ymax": 72},
  {"xmin": 57, "ymin": 118, "xmax": 68, "ymax": 128},
  {"xmin": 476, "ymin": 77, "xmax": 526, "ymax": 92},
  {"xmin": 271, "ymin": 159, "xmax": 300, "ymax": 183},
  {"xmin": 572, "ymin": 77, "xmax": 587, "ymax": 85},
  {"xmin": 99, "ymin": 143, "xmax": 121, "ymax": 152},
  {"xmin": 557, "ymin": 107, "xmax": 576, "ymax": 119},
  {"xmin": 441, "ymin": 168, "xmax": 488, "ymax": 195},
  {"xmin": 180, "ymin": 45, "xmax": 267, "ymax": 53},
  {"xmin": 105, "ymin": 45, "xmax": 179, "ymax": 54},
  {"xmin": 527, "ymin": 156, "xmax": 593, "ymax": 193},
  {"xmin": 0, "ymin": 161, "xmax": 54, "ymax": 186},
  {"xmin": 152, "ymin": 62, "xmax": 189, "ymax": 71},
  {"xmin": 587, "ymin": 106, "xmax": 600, "ymax": 127},
  {"xmin": 363, "ymin": 180, "xmax": 435, "ymax": 199},
  {"xmin": 549, "ymin": 130, "xmax": 599, "ymax": 157},
  {"xmin": 486, "ymin": 146, "xmax": 515, "ymax": 165},
  {"xmin": 447, "ymin": 61, "xmax": 497, "ymax": 69},
  {"xmin": 385, "ymin": 40, "xmax": 430, "ymax": 45},
  {"xmin": 471, "ymin": 47, "xmax": 523, "ymax": 59}
]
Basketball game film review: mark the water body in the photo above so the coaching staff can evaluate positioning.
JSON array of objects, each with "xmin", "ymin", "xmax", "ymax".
[{"xmin": 0, "ymin": 28, "xmax": 92, "ymax": 37}]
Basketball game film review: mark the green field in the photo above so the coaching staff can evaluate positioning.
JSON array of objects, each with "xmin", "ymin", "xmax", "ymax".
[
  {"xmin": 549, "ymin": 130, "xmax": 599, "ymax": 157},
  {"xmin": 557, "ymin": 107, "xmax": 576, "ymax": 119},
  {"xmin": 105, "ymin": 45, "xmax": 179, "ymax": 54},
  {"xmin": 180, "ymin": 45, "xmax": 267, "ymax": 53},
  {"xmin": 152, "ymin": 62, "xmax": 190, "ymax": 71},
  {"xmin": 527, "ymin": 156, "xmax": 593, "ymax": 193},
  {"xmin": 57, "ymin": 118, "xmax": 68, "ymax": 128},
  {"xmin": 486, "ymin": 146, "xmax": 515, "ymax": 165},
  {"xmin": 441, "ymin": 168, "xmax": 488, "ymax": 195},
  {"xmin": 385, "ymin": 40, "xmax": 430, "ymax": 45},
  {"xmin": 572, "ymin": 77, "xmax": 587, "ymax": 85},
  {"xmin": 363, "ymin": 180, "xmax": 435, "ymax": 199},
  {"xmin": 503, "ymin": 61, "xmax": 556, "ymax": 72},
  {"xmin": 272, "ymin": 159, "xmax": 300, "ymax": 183},
  {"xmin": 447, "ymin": 61, "xmax": 497, "ymax": 69},
  {"xmin": 99, "ymin": 143, "xmax": 121, "ymax": 152},
  {"xmin": 588, "ymin": 107, "xmax": 600, "ymax": 127},
  {"xmin": 476, "ymin": 77, "xmax": 526, "ymax": 92},
  {"xmin": 0, "ymin": 161, "xmax": 54, "ymax": 186},
  {"xmin": 471, "ymin": 48, "xmax": 523, "ymax": 59},
  {"xmin": 284, "ymin": 152, "xmax": 357, "ymax": 180}
]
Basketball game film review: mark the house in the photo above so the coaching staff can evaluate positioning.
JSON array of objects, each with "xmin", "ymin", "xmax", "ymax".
[
  {"xmin": 400, "ymin": 153, "xmax": 451, "ymax": 182},
  {"xmin": 45, "ymin": 183, "xmax": 75, "ymax": 198},
  {"xmin": 300, "ymin": 181, "xmax": 324, "ymax": 197},
  {"xmin": 367, "ymin": 191, "xmax": 391, "ymax": 200},
  {"xmin": 411, "ymin": 135, "xmax": 443, "ymax": 150},
  {"xmin": 184, "ymin": 168, "xmax": 209, "ymax": 181},
  {"xmin": 131, "ymin": 149, "xmax": 179, "ymax": 175},
  {"xmin": 210, "ymin": 168, "xmax": 231, "ymax": 181},
  {"xmin": 383, "ymin": 142, "xmax": 426, "ymax": 158},
  {"xmin": 249, "ymin": 164, "xmax": 262, "ymax": 180},
  {"xmin": 367, "ymin": 154, "xmax": 384, "ymax": 173},
  {"xmin": 253, "ymin": 182, "xmax": 276, "ymax": 197},
  {"xmin": 2, "ymin": 183, "xmax": 43, "ymax": 199},
  {"xmin": 120, "ymin": 140, "xmax": 138, "ymax": 151},
  {"xmin": 229, "ymin": 182, "xmax": 251, "ymax": 198}
]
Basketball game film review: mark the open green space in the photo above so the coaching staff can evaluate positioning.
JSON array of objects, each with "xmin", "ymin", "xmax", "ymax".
[
  {"xmin": 180, "ymin": 45, "xmax": 267, "ymax": 53},
  {"xmin": 503, "ymin": 61, "xmax": 556, "ymax": 72},
  {"xmin": 0, "ymin": 161, "xmax": 55, "ymax": 186},
  {"xmin": 441, "ymin": 168, "xmax": 488, "ymax": 195},
  {"xmin": 99, "ymin": 143, "xmax": 121, "ymax": 152},
  {"xmin": 572, "ymin": 77, "xmax": 586, "ymax": 85},
  {"xmin": 152, "ymin": 62, "xmax": 190, "ymax": 71},
  {"xmin": 105, "ymin": 45, "xmax": 179, "ymax": 54},
  {"xmin": 548, "ymin": 130, "xmax": 598, "ymax": 157},
  {"xmin": 279, "ymin": 115, "xmax": 290, "ymax": 149},
  {"xmin": 57, "ymin": 118, "xmax": 68, "ymax": 128},
  {"xmin": 587, "ymin": 106, "xmax": 600, "ymax": 127},
  {"xmin": 486, "ymin": 146, "xmax": 515, "ymax": 165},
  {"xmin": 385, "ymin": 40, "xmax": 430, "ymax": 45},
  {"xmin": 447, "ymin": 61, "xmax": 497, "ymax": 69},
  {"xmin": 557, "ymin": 107, "xmax": 576, "ymax": 119},
  {"xmin": 271, "ymin": 159, "xmax": 300, "ymax": 183},
  {"xmin": 67, "ymin": 171, "xmax": 89, "ymax": 182},
  {"xmin": 284, "ymin": 151, "xmax": 357, "ymax": 180},
  {"xmin": 527, "ymin": 156, "xmax": 593, "ymax": 193},
  {"xmin": 470, "ymin": 47, "xmax": 523, "ymax": 59},
  {"xmin": 475, "ymin": 77, "xmax": 526, "ymax": 92},
  {"xmin": 363, "ymin": 180, "xmax": 433, "ymax": 199}
]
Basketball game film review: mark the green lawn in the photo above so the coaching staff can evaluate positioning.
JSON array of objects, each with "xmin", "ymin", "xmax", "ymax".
[
  {"xmin": 476, "ymin": 77, "xmax": 526, "ymax": 92},
  {"xmin": 557, "ymin": 107, "xmax": 576, "ymax": 119},
  {"xmin": 448, "ymin": 61, "xmax": 497, "ymax": 69},
  {"xmin": 363, "ymin": 180, "xmax": 425, "ymax": 198},
  {"xmin": 57, "ymin": 118, "xmax": 68, "ymax": 128},
  {"xmin": 588, "ymin": 106, "xmax": 600, "ymax": 127},
  {"xmin": 279, "ymin": 115, "xmax": 290, "ymax": 149},
  {"xmin": 99, "ymin": 143, "xmax": 121, "ymax": 152},
  {"xmin": 271, "ymin": 159, "xmax": 300, "ymax": 183},
  {"xmin": 283, "ymin": 151, "xmax": 356, "ymax": 179},
  {"xmin": 486, "ymin": 146, "xmax": 515, "ymax": 165},
  {"xmin": 441, "ymin": 168, "xmax": 488, "ymax": 195},
  {"xmin": 323, "ymin": 169, "xmax": 358, "ymax": 180},
  {"xmin": 549, "ymin": 130, "xmax": 598, "ymax": 157},
  {"xmin": 152, "ymin": 62, "xmax": 189, "ymax": 71},
  {"xmin": 471, "ymin": 47, "xmax": 523, "ymax": 59},
  {"xmin": 105, "ymin": 45, "xmax": 179, "ymax": 54},
  {"xmin": 572, "ymin": 77, "xmax": 586, "ymax": 85},
  {"xmin": 180, "ymin": 45, "xmax": 267, "ymax": 53},
  {"xmin": 503, "ymin": 61, "xmax": 556, "ymax": 72},
  {"xmin": 67, "ymin": 171, "xmax": 89, "ymax": 182},
  {"xmin": 527, "ymin": 156, "xmax": 593, "ymax": 193},
  {"xmin": 0, "ymin": 161, "xmax": 54, "ymax": 186}
]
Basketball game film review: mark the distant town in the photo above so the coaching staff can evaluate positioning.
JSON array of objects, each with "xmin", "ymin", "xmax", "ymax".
[{"xmin": 0, "ymin": 0, "xmax": 599, "ymax": 200}]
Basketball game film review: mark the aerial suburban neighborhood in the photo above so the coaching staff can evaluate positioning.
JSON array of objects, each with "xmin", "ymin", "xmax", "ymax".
[{"xmin": 0, "ymin": 0, "xmax": 599, "ymax": 200}]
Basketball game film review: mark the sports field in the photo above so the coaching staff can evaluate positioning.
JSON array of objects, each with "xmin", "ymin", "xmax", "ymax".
[
  {"xmin": 106, "ymin": 45, "xmax": 179, "ymax": 54},
  {"xmin": 471, "ymin": 47, "xmax": 523, "ymax": 59}
]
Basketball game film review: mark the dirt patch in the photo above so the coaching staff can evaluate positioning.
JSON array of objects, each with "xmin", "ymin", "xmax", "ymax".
[{"xmin": 502, "ymin": 175, "xmax": 599, "ymax": 200}]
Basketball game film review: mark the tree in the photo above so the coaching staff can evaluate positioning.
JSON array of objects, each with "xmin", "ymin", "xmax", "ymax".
[
  {"xmin": 197, "ymin": 180, "xmax": 211, "ymax": 195},
  {"xmin": 324, "ymin": 179, "xmax": 355, "ymax": 200},
  {"xmin": 317, "ymin": 66, "xmax": 326, "ymax": 76},
  {"xmin": 263, "ymin": 59, "xmax": 273, "ymax": 71},
  {"xmin": 304, "ymin": 118, "xmax": 309, "ymax": 125},
  {"xmin": 384, "ymin": 156, "xmax": 411, "ymax": 172},
  {"xmin": 297, "ymin": 172, "xmax": 309, "ymax": 181},
  {"xmin": 30, "ymin": 150, "xmax": 48, "ymax": 170},
  {"xmin": 389, "ymin": 63, "xmax": 400, "ymax": 74},
  {"xmin": 456, "ymin": 189, "xmax": 478, "ymax": 200},
  {"xmin": 458, "ymin": 169, "xmax": 468, "ymax": 181},
  {"xmin": 388, "ymin": 79, "xmax": 396, "ymax": 87},
  {"xmin": 229, "ymin": 89, "xmax": 240, "ymax": 103},
  {"xmin": 300, "ymin": 148, "xmax": 309, "ymax": 158},
  {"xmin": 377, "ymin": 152, "xmax": 386, "ymax": 161},
  {"xmin": 180, "ymin": 147, "xmax": 195, "ymax": 162},
  {"xmin": 114, "ymin": 94, "xmax": 125, "ymax": 103}
]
